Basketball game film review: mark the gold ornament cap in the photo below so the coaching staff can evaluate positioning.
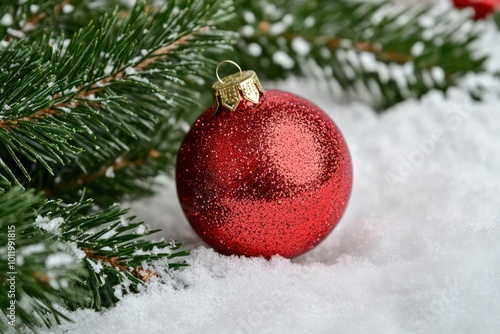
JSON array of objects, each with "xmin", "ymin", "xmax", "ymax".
[{"xmin": 212, "ymin": 60, "xmax": 265, "ymax": 112}]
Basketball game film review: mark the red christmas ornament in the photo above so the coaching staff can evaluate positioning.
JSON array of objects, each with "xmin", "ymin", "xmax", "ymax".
[
  {"xmin": 452, "ymin": 0, "xmax": 500, "ymax": 20},
  {"xmin": 176, "ymin": 61, "xmax": 352, "ymax": 258}
]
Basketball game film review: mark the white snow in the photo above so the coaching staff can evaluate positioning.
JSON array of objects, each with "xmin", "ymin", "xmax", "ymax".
[
  {"xmin": 114, "ymin": 285, "xmax": 123, "ymax": 299},
  {"xmin": 62, "ymin": 4, "xmax": 74, "ymax": 14},
  {"xmin": 65, "ymin": 242, "xmax": 86, "ymax": 262},
  {"xmin": 125, "ymin": 67, "xmax": 137, "ymax": 75},
  {"xmin": 411, "ymin": 41, "xmax": 425, "ymax": 57},
  {"xmin": 243, "ymin": 11, "xmax": 256, "ymax": 24},
  {"xmin": 359, "ymin": 52, "xmax": 378, "ymax": 72},
  {"xmin": 273, "ymin": 51, "xmax": 294, "ymax": 69},
  {"xmin": 103, "ymin": 64, "xmax": 114, "ymax": 75},
  {"xmin": 119, "ymin": 0, "xmax": 137, "ymax": 8},
  {"xmin": 46, "ymin": 273, "xmax": 69, "ymax": 290},
  {"xmin": 291, "ymin": 37, "xmax": 311, "ymax": 56},
  {"xmin": 304, "ymin": 16, "xmax": 315, "ymax": 28},
  {"xmin": 105, "ymin": 166, "xmax": 115, "ymax": 178},
  {"xmin": 45, "ymin": 252, "xmax": 74, "ymax": 270},
  {"xmin": 239, "ymin": 25, "xmax": 255, "ymax": 37},
  {"xmin": 41, "ymin": 1, "xmax": 500, "ymax": 333},
  {"xmin": 134, "ymin": 224, "xmax": 148, "ymax": 235},
  {"xmin": 20, "ymin": 244, "xmax": 45, "ymax": 256},
  {"xmin": 6, "ymin": 28, "xmax": 25, "ymax": 38},
  {"xmin": 247, "ymin": 42, "xmax": 262, "ymax": 57},
  {"xmin": 431, "ymin": 67, "xmax": 445, "ymax": 85},
  {"xmin": 268, "ymin": 22, "xmax": 287, "ymax": 35},
  {"xmin": 120, "ymin": 216, "xmax": 130, "ymax": 226},
  {"xmin": 35, "ymin": 216, "xmax": 65, "ymax": 235},
  {"xmin": 86, "ymin": 259, "xmax": 103, "ymax": 274},
  {"xmin": 30, "ymin": 5, "xmax": 40, "ymax": 14},
  {"xmin": 1, "ymin": 13, "xmax": 13, "ymax": 27}
]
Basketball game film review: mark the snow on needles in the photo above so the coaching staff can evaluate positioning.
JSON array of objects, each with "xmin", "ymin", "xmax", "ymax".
[{"xmin": 35, "ymin": 215, "xmax": 65, "ymax": 235}]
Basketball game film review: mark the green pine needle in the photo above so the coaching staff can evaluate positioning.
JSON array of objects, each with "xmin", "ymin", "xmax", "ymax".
[
  {"xmin": 226, "ymin": 0, "xmax": 486, "ymax": 109},
  {"xmin": 0, "ymin": 187, "xmax": 189, "ymax": 332}
]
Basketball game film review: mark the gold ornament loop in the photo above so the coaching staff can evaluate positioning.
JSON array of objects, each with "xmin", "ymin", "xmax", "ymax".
[
  {"xmin": 211, "ymin": 61, "xmax": 265, "ymax": 112},
  {"xmin": 216, "ymin": 60, "xmax": 243, "ymax": 84}
]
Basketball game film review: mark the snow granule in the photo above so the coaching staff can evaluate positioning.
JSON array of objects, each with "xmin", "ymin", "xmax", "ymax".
[
  {"xmin": 304, "ymin": 16, "xmax": 315, "ymax": 28},
  {"xmin": 291, "ymin": 37, "xmax": 311, "ymax": 56},
  {"xmin": 35, "ymin": 216, "xmax": 65, "ymax": 235},
  {"xmin": 66, "ymin": 242, "xmax": 86, "ymax": 262},
  {"xmin": 247, "ymin": 42, "xmax": 262, "ymax": 57},
  {"xmin": 243, "ymin": 11, "xmax": 256, "ymax": 24},
  {"xmin": 134, "ymin": 225, "xmax": 146, "ymax": 235},
  {"xmin": 103, "ymin": 64, "xmax": 114, "ymax": 75},
  {"xmin": 120, "ymin": 216, "xmax": 130, "ymax": 226},
  {"xmin": 7, "ymin": 28, "xmax": 25, "ymax": 38},
  {"xmin": 1, "ymin": 13, "xmax": 13, "ymax": 27},
  {"xmin": 20, "ymin": 244, "xmax": 45, "ymax": 256},
  {"xmin": 125, "ymin": 67, "xmax": 137, "ymax": 75},
  {"xmin": 411, "ymin": 41, "xmax": 425, "ymax": 57},
  {"xmin": 114, "ymin": 285, "xmax": 123, "ymax": 299},
  {"xmin": 273, "ymin": 51, "xmax": 294, "ymax": 69},
  {"xmin": 87, "ymin": 259, "xmax": 103, "ymax": 274},
  {"xmin": 45, "ymin": 252, "xmax": 74, "ymax": 269},
  {"xmin": 239, "ymin": 25, "xmax": 254, "ymax": 37},
  {"xmin": 62, "ymin": 4, "xmax": 74, "ymax": 14},
  {"xmin": 105, "ymin": 166, "xmax": 115, "ymax": 178},
  {"xmin": 268, "ymin": 22, "xmax": 287, "ymax": 35}
]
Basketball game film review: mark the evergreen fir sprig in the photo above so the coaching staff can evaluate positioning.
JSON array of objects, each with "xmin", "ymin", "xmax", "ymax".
[
  {"xmin": 0, "ymin": 187, "xmax": 88, "ymax": 332},
  {"xmin": 50, "ymin": 193, "xmax": 190, "ymax": 311},
  {"xmin": 0, "ymin": 187, "xmax": 189, "ymax": 332},
  {"xmin": 0, "ymin": 0, "xmax": 236, "ymax": 204},
  {"xmin": 227, "ymin": 0, "xmax": 486, "ymax": 109}
]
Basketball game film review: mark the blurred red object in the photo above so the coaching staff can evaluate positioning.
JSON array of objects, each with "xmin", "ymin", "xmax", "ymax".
[{"xmin": 452, "ymin": 0, "xmax": 500, "ymax": 20}]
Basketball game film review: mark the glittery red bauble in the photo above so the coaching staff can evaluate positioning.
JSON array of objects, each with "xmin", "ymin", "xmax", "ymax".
[
  {"xmin": 176, "ymin": 90, "xmax": 352, "ymax": 258},
  {"xmin": 452, "ymin": 0, "xmax": 500, "ymax": 20}
]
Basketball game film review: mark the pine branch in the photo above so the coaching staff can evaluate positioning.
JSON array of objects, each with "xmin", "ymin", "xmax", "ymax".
[
  {"xmin": 0, "ymin": 0, "xmax": 237, "ymax": 201},
  {"xmin": 0, "ymin": 187, "xmax": 189, "ymax": 332},
  {"xmin": 45, "ymin": 194, "xmax": 190, "ymax": 311},
  {"xmin": 0, "ymin": 188, "xmax": 88, "ymax": 332},
  {"xmin": 225, "ymin": 0, "xmax": 487, "ymax": 109},
  {"xmin": 0, "ymin": 26, "xmax": 208, "ymax": 131},
  {"xmin": 44, "ymin": 149, "xmax": 161, "ymax": 198}
]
